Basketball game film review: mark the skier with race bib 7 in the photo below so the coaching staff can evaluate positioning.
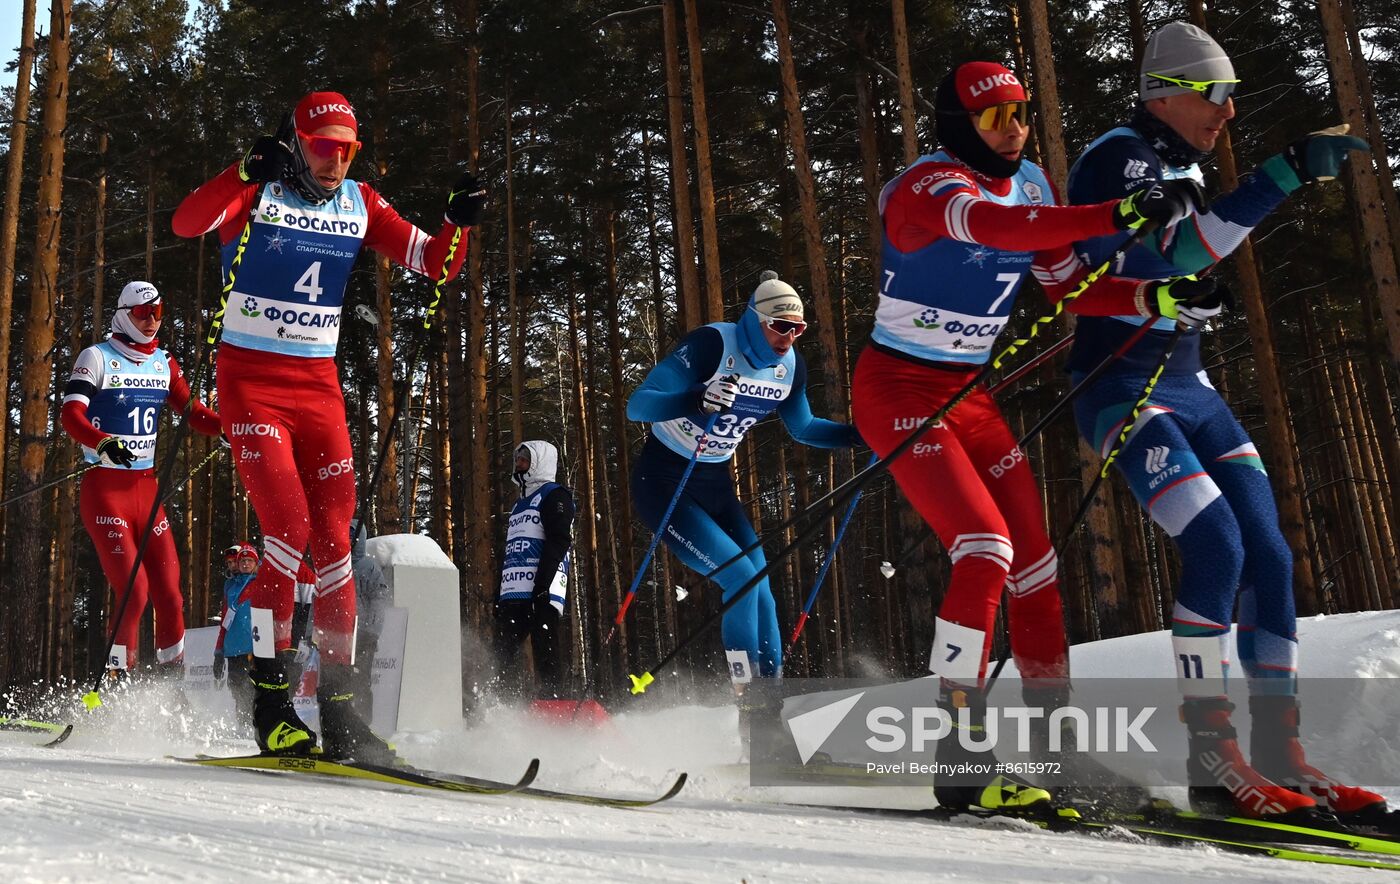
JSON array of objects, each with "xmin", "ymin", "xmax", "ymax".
[{"xmin": 850, "ymin": 61, "xmax": 1207, "ymax": 813}]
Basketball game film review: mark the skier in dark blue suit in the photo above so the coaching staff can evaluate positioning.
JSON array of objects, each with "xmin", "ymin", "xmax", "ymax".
[{"xmin": 1068, "ymin": 21, "xmax": 1382, "ymax": 821}]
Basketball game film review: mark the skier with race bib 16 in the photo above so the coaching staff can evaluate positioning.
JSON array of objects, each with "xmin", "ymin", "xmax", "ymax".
[
  {"xmin": 173, "ymin": 91, "xmax": 487, "ymax": 760},
  {"xmin": 62, "ymin": 281, "xmax": 223, "ymax": 682}
]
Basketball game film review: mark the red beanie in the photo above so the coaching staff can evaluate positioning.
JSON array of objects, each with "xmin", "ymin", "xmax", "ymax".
[
  {"xmin": 294, "ymin": 91, "xmax": 358, "ymax": 135},
  {"xmin": 952, "ymin": 62, "xmax": 1027, "ymax": 111}
]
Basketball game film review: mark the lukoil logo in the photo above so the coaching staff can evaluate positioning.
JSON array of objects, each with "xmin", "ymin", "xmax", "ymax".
[
  {"xmin": 967, "ymin": 72, "xmax": 1021, "ymax": 97},
  {"xmin": 230, "ymin": 423, "xmax": 282, "ymax": 441}
]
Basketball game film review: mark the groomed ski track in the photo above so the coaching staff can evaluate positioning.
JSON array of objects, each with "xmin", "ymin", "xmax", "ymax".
[
  {"xmin": 3, "ymin": 742, "xmax": 1394, "ymax": 883},
  {"xmin": 2, "ymin": 610, "xmax": 1397, "ymax": 882}
]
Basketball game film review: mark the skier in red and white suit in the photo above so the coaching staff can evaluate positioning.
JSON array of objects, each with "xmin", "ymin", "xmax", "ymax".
[
  {"xmin": 62, "ymin": 281, "xmax": 222, "ymax": 674},
  {"xmin": 173, "ymin": 91, "xmax": 487, "ymax": 758},
  {"xmin": 851, "ymin": 62, "xmax": 1205, "ymax": 811}
]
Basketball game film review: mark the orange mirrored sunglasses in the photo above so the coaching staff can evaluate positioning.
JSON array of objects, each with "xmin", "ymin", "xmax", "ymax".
[
  {"xmin": 298, "ymin": 130, "xmax": 361, "ymax": 164},
  {"xmin": 126, "ymin": 301, "xmax": 163, "ymax": 321}
]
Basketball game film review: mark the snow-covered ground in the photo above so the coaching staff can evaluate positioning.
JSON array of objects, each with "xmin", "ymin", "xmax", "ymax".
[{"xmin": 2, "ymin": 611, "xmax": 1397, "ymax": 883}]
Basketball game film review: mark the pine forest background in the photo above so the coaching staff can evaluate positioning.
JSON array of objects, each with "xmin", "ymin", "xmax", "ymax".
[{"xmin": 0, "ymin": 0, "xmax": 1397, "ymax": 707}]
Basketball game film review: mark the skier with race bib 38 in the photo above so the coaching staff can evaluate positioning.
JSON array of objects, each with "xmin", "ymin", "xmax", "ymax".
[{"xmin": 627, "ymin": 273, "xmax": 860, "ymax": 723}]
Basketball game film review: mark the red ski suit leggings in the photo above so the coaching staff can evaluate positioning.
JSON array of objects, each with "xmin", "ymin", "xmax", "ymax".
[
  {"xmin": 79, "ymin": 467, "xmax": 184, "ymax": 669},
  {"xmin": 217, "ymin": 343, "xmax": 357, "ymax": 663},
  {"xmin": 851, "ymin": 346, "xmax": 1068, "ymax": 687}
]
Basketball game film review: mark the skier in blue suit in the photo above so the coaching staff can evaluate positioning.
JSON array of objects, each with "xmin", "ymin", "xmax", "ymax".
[{"xmin": 627, "ymin": 272, "xmax": 860, "ymax": 689}]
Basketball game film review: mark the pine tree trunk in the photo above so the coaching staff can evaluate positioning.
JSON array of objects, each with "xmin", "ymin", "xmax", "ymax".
[
  {"xmin": 462, "ymin": 0, "xmax": 495, "ymax": 609},
  {"xmin": 567, "ymin": 281, "xmax": 602, "ymax": 690},
  {"xmin": 1316, "ymin": 0, "xmax": 1400, "ymax": 363},
  {"xmin": 91, "ymin": 130, "xmax": 108, "ymax": 347},
  {"xmin": 660, "ymin": 0, "xmax": 702, "ymax": 330},
  {"xmin": 889, "ymin": 0, "xmax": 918, "ymax": 165},
  {"xmin": 681, "ymin": 0, "xmax": 724, "ymax": 323},
  {"xmin": 641, "ymin": 124, "xmax": 671, "ymax": 354},
  {"xmin": 1020, "ymin": 0, "xmax": 1067, "ymax": 187},
  {"xmin": 0, "ymin": 0, "xmax": 37, "ymax": 517},
  {"xmin": 6, "ymin": 0, "xmax": 73, "ymax": 692},
  {"xmin": 771, "ymin": 0, "xmax": 847, "ymax": 418},
  {"xmin": 602, "ymin": 204, "xmax": 637, "ymax": 599},
  {"xmin": 371, "ymin": 2, "xmax": 400, "ymax": 533},
  {"xmin": 505, "ymin": 91, "xmax": 524, "ymax": 446}
]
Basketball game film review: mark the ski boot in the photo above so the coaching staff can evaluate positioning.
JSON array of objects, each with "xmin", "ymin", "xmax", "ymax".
[
  {"xmin": 933, "ymin": 684, "xmax": 1053, "ymax": 814},
  {"xmin": 738, "ymin": 680, "xmax": 805, "ymax": 772},
  {"xmin": 317, "ymin": 662, "xmax": 397, "ymax": 765},
  {"xmin": 1248, "ymin": 694, "xmax": 1388, "ymax": 821},
  {"xmin": 1023, "ymin": 686, "xmax": 1151, "ymax": 814},
  {"xmin": 251, "ymin": 652, "xmax": 316, "ymax": 756},
  {"xmin": 1181, "ymin": 696, "xmax": 1315, "ymax": 819}
]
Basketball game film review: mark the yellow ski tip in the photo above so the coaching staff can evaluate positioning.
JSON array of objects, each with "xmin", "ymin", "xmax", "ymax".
[
  {"xmin": 629, "ymin": 672, "xmax": 654, "ymax": 695},
  {"xmin": 81, "ymin": 691, "xmax": 102, "ymax": 710}
]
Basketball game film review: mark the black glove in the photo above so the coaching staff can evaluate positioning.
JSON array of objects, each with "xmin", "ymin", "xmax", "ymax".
[
  {"xmin": 212, "ymin": 654, "xmax": 227, "ymax": 683},
  {"xmin": 1153, "ymin": 275, "xmax": 1226, "ymax": 329},
  {"xmin": 1114, "ymin": 179, "xmax": 1208, "ymax": 231},
  {"xmin": 445, "ymin": 172, "xmax": 488, "ymax": 226},
  {"xmin": 96, "ymin": 436, "xmax": 137, "ymax": 468},
  {"xmin": 1280, "ymin": 124, "xmax": 1370, "ymax": 186},
  {"xmin": 238, "ymin": 114, "xmax": 295, "ymax": 185}
]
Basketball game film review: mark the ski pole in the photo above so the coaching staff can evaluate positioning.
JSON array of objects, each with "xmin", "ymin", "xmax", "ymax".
[
  {"xmin": 1014, "ymin": 317, "xmax": 1160, "ymax": 449},
  {"xmin": 986, "ymin": 331, "xmax": 1074, "ymax": 396},
  {"xmin": 606, "ymin": 411, "xmax": 721, "ymax": 645},
  {"xmin": 158, "ymin": 443, "xmax": 225, "ymax": 507},
  {"xmin": 83, "ymin": 209, "xmax": 255, "ymax": 709},
  {"xmin": 1058, "ymin": 321, "xmax": 1188, "ymax": 550},
  {"xmin": 628, "ymin": 225, "xmax": 1159, "ymax": 695},
  {"xmin": 878, "ymin": 333, "xmax": 1082, "ymax": 571},
  {"xmin": 354, "ymin": 227, "xmax": 462, "ymax": 535},
  {"xmin": 785, "ymin": 451, "xmax": 878, "ymax": 655},
  {"xmin": 0, "ymin": 461, "xmax": 98, "ymax": 509},
  {"xmin": 678, "ymin": 224, "xmax": 1160, "ymax": 601}
]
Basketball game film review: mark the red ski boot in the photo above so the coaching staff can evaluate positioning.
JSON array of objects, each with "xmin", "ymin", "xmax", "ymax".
[
  {"xmin": 1248, "ymin": 694, "xmax": 1387, "ymax": 819},
  {"xmin": 1182, "ymin": 697, "xmax": 1316, "ymax": 820}
]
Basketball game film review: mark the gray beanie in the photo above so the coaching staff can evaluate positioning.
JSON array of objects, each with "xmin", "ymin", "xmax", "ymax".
[{"xmin": 1140, "ymin": 22, "xmax": 1235, "ymax": 99}]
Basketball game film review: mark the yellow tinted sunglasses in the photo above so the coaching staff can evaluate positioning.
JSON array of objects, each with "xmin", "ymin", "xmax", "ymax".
[{"xmin": 972, "ymin": 101, "xmax": 1031, "ymax": 131}]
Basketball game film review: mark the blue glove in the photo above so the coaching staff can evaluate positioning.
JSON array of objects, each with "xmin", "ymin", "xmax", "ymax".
[{"xmin": 1261, "ymin": 124, "xmax": 1369, "ymax": 191}]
